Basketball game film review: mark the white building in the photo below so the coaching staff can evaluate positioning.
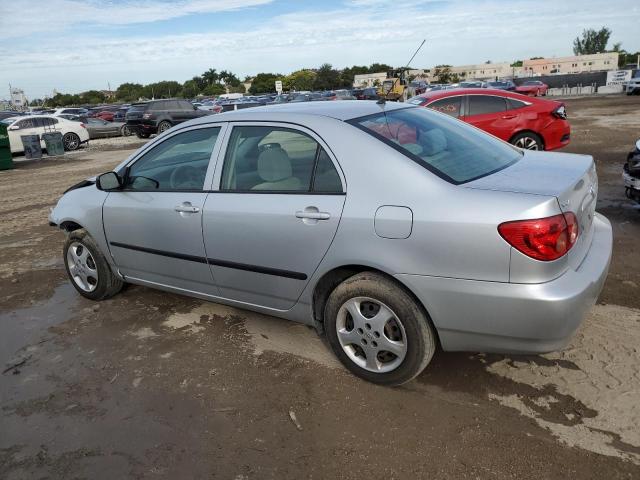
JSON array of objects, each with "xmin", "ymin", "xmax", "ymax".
[
  {"xmin": 521, "ymin": 52, "xmax": 619, "ymax": 76},
  {"xmin": 9, "ymin": 88, "xmax": 27, "ymax": 109}
]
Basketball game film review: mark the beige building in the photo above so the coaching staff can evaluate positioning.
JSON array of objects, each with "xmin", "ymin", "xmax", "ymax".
[
  {"xmin": 521, "ymin": 52, "xmax": 618, "ymax": 76},
  {"xmin": 449, "ymin": 62, "xmax": 513, "ymax": 81},
  {"xmin": 353, "ymin": 72, "xmax": 388, "ymax": 87}
]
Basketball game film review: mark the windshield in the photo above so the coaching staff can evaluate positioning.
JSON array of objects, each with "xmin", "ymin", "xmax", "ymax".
[{"xmin": 348, "ymin": 107, "xmax": 521, "ymax": 184}]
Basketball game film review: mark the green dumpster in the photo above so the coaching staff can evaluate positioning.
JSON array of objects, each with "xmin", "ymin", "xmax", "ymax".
[{"xmin": 0, "ymin": 123, "xmax": 12, "ymax": 170}]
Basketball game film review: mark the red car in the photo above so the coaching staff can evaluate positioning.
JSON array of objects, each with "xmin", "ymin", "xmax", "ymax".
[
  {"xmin": 408, "ymin": 88, "xmax": 570, "ymax": 150},
  {"xmin": 95, "ymin": 110, "xmax": 115, "ymax": 122},
  {"xmin": 515, "ymin": 80, "xmax": 549, "ymax": 96}
]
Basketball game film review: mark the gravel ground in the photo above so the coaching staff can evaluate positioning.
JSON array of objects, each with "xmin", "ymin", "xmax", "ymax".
[{"xmin": 1, "ymin": 96, "xmax": 639, "ymax": 479}]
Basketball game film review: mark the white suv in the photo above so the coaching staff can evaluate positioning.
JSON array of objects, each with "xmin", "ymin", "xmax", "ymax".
[{"xmin": 626, "ymin": 76, "xmax": 640, "ymax": 95}]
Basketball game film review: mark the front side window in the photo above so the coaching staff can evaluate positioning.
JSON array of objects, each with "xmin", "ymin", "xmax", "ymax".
[
  {"xmin": 125, "ymin": 127, "xmax": 220, "ymax": 191},
  {"xmin": 468, "ymin": 95, "xmax": 507, "ymax": 116},
  {"xmin": 427, "ymin": 97, "xmax": 462, "ymax": 118},
  {"xmin": 348, "ymin": 107, "xmax": 521, "ymax": 184},
  {"xmin": 220, "ymin": 126, "xmax": 342, "ymax": 193}
]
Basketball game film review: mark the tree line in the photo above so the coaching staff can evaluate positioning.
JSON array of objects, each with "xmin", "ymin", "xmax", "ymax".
[{"xmin": 42, "ymin": 63, "xmax": 393, "ymax": 107}]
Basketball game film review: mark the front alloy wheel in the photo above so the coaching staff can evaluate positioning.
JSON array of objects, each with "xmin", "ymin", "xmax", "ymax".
[{"xmin": 66, "ymin": 241, "xmax": 98, "ymax": 292}]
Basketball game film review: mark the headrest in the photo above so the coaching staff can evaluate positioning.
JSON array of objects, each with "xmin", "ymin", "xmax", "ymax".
[
  {"xmin": 257, "ymin": 148, "xmax": 292, "ymax": 182},
  {"xmin": 421, "ymin": 128, "xmax": 447, "ymax": 156}
]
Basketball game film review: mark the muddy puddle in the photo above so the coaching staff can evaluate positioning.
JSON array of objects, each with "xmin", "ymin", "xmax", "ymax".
[{"xmin": 0, "ymin": 283, "xmax": 79, "ymax": 368}]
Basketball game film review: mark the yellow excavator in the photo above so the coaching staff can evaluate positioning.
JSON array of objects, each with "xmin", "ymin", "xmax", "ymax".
[
  {"xmin": 376, "ymin": 40, "xmax": 426, "ymax": 102},
  {"xmin": 377, "ymin": 68, "xmax": 409, "ymax": 101}
]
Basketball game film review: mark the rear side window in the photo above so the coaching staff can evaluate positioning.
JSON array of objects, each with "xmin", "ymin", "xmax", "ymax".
[
  {"xmin": 221, "ymin": 126, "xmax": 342, "ymax": 193},
  {"xmin": 468, "ymin": 95, "xmax": 507, "ymax": 116},
  {"xmin": 507, "ymin": 98, "xmax": 528, "ymax": 110},
  {"xmin": 427, "ymin": 97, "xmax": 462, "ymax": 118},
  {"xmin": 349, "ymin": 107, "xmax": 521, "ymax": 185}
]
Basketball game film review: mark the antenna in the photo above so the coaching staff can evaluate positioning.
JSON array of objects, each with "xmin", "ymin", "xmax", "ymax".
[{"xmin": 377, "ymin": 39, "xmax": 426, "ymax": 105}]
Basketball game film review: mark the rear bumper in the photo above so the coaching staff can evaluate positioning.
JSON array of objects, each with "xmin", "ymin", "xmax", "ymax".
[
  {"xmin": 125, "ymin": 120, "xmax": 157, "ymax": 134},
  {"xmin": 542, "ymin": 119, "xmax": 571, "ymax": 150},
  {"xmin": 396, "ymin": 213, "xmax": 612, "ymax": 354}
]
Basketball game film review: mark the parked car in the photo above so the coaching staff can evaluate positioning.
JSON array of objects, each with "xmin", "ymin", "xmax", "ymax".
[
  {"xmin": 408, "ymin": 80, "xmax": 429, "ymax": 96},
  {"xmin": 83, "ymin": 118, "xmax": 130, "ymax": 138},
  {"xmin": 1, "ymin": 115, "xmax": 89, "ymax": 153},
  {"xmin": 408, "ymin": 88, "xmax": 570, "ymax": 150},
  {"xmin": 52, "ymin": 107, "xmax": 89, "ymax": 117},
  {"xmin": 125, "ymin": 99, "xmax": 209, "ymax": 138},
  {"xmin": 486, "ymin": 80, "xmax": 516, "ymax": 91},
  {"xmin": 459, "ymin": 81, "xmax": 487, "ymax": 88},
  {"xmin": 515, "ymin": 80, "xmax": 549, "ymax": 96},
  {"xmin": 49, "ymin": 101, "xmax": 611, "ymax": 386},
  {"xmin": 354, "ymin": 87, "xmax": 380, "ymax": 100},
  {"xmin": 626, "ymin": 76, "xmax": 640, "ymax": 95},
  {"xmin": 198, "ymin": 101, "xmax": 223, "ymax": 113},
  {"xmin": 0, "ymin": 111, "xmax": 20, "ymax": 121},
  {"xmin": 322, "ymin": 90, "xmax": 356, "ymax": 101},
  {"xmin": 112, "ymin": 107, "xmax": 130, "ymax": 123},
  {"xmin": 95, "ymin": 110, "xmax": 115, "ymax": 122}
]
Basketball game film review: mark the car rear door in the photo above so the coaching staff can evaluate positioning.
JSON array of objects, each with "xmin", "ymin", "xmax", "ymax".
[
  {"xmin": 425, "ymin": 95, "xmax": 464, "ymax": 119},
  {"xmin": 102, "ymin": 124, "xmax": 227, "ymax": 295},
  {"xmin": 463, "ymin": 94, "xmax": 518, "ymax": 141},
  {"xmin": 201, "ymin": 122, "xmax": 346, "ymax": 310}
]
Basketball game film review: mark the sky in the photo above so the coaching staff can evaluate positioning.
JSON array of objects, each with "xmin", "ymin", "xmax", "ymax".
[{"xmin": 0, "ymin": 0, "xmax": 638, "ymax": 99}]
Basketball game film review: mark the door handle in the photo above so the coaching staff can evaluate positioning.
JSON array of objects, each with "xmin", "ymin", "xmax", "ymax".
[
  {"xmin": 296, "ymin": 210, "xmax": 330, "ymax": 220},
  {"xmin": 502, "ymin": 115, "xmax": 517, "ymax": 119},
  {"xmin": 175, "ymin": 202, "xmax": 200, "ymax": 214}
]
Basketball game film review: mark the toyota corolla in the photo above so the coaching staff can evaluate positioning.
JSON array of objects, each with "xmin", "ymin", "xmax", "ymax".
[{"xmin": 49, "ymin": 101, "xmax": 612, "ymax": 386}]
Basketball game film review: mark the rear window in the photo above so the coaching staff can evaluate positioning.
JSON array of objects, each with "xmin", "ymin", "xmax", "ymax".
[
  {"xmin": 129, "ymin": 104, "xmax": 148, "ymax": 112},
  {"xmin": 348, "ymin": 107, "xmax": 521, "ymax": 184},
  {"xmin": 468, "ymin": 95, "xmax": 507, "ymax": 116}
]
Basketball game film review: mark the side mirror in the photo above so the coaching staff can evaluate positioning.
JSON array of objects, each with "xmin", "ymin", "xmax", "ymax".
[
  {"xmin": 96, "ymin": 171, "xmax": 122, "ymax": 191},
  {"xmin": 8, "ymin": 125, "xmax": 19, "ymax": 131}
]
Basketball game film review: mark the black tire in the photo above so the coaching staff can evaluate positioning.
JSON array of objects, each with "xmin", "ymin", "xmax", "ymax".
[
  {"xmin": 324, "ymin": 272, "xmax": 436, "ymax": 386},
  {"xmin": 157, "ymin": 121, "xmax": 172, "ymax": 134},
  {"xmin": 63, "ymin": 229, "xmax": 124, "ymax": 301},
  {"xmin": 510, "ymin": 131, "xmax": 544, "ymax": 151},
  {"xmin": 63, "ymin": 132, "xmax": 81, "ymax": 151},
  {"xmin": 136, "ymin": 131, "xmax": 150, "ymax": 139}
]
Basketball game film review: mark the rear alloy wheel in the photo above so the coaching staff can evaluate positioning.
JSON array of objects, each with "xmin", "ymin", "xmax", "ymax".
[
  {"xmin": 63, "ymin": 132, "xmax": 81, "ymax": 151},
  {"xmin": 120, "ymin": 125, "xmax": 131, "ymax": 137},
  {"xmin": 511, "ymin": 132, "xmax": 543, "ymax": 151},
  {"xmin": 325, "ymin": 272, "xmax": 436, "ymax": 386},
  {"xmin": 157, "ymin": 121, "xmax": 172, "ymax": 134}
]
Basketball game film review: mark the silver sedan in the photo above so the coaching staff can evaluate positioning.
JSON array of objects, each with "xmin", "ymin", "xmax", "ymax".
[{"xmin": 49, "ymin": 101, "xmax": 612, "ymax": 385}]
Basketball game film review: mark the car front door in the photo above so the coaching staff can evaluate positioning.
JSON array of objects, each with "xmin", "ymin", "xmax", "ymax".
[
  {"xmin": 202, "ymin": 123, "xmax": 346, "ymax": 310},
  {"xmin": 103, "ymin": 124, "xmax": 226, "ymax": 294},
  {"xmin": 463, "ymin": 95, "xmax": 517, "ymax": 141}
]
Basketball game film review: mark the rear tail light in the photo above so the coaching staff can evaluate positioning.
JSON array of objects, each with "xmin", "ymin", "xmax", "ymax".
[
  {"xmin": 552, "ymin": 104, "xmax": 567, "ymax": 119},
  {"xmin": 498, "ymin": 212, "xmax": 578, "ymax": 261}
]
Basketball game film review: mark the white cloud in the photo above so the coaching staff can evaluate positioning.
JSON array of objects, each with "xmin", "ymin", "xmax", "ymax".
[
  {"xmin": 1, "ymin": 0, "xmax": 638, "ymax": 97},
  {"xmin": 0, "ymin": 0, "xmax": 273, "ymax": 38}
]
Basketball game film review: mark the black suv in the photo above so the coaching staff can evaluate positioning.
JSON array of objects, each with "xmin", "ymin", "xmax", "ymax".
[{"xmin": 125, "ymin": 99, "xmax": 208, "ymax": 138}]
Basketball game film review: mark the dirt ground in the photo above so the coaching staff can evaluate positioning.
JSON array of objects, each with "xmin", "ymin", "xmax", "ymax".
[{"xmin": 1, "ymin": 96, "xmax": 639, "ymax": 479}]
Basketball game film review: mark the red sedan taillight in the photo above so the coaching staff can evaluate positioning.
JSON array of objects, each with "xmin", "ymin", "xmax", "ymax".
[
  {"xmin": 498, "ymin": 212, "xmax": 578, "ymax": 261},
  {"xmin": 552, "ymin": 104, "xmax": 567, "ymax": 119}
]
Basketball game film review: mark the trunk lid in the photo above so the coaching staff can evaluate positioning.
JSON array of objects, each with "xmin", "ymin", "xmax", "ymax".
[{"xmin": 465, "ymin": 150, "xmax": 597, "ymax": 268}]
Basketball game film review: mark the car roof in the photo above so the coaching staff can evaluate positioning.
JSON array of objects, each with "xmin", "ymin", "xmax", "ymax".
[
  {"xmin": 199, "ymin": 100, "xmax": 412, "ymax": 122},
  {"xmin": 415, "ymin": 87, "xmax": 535, "ymax": 102}
]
